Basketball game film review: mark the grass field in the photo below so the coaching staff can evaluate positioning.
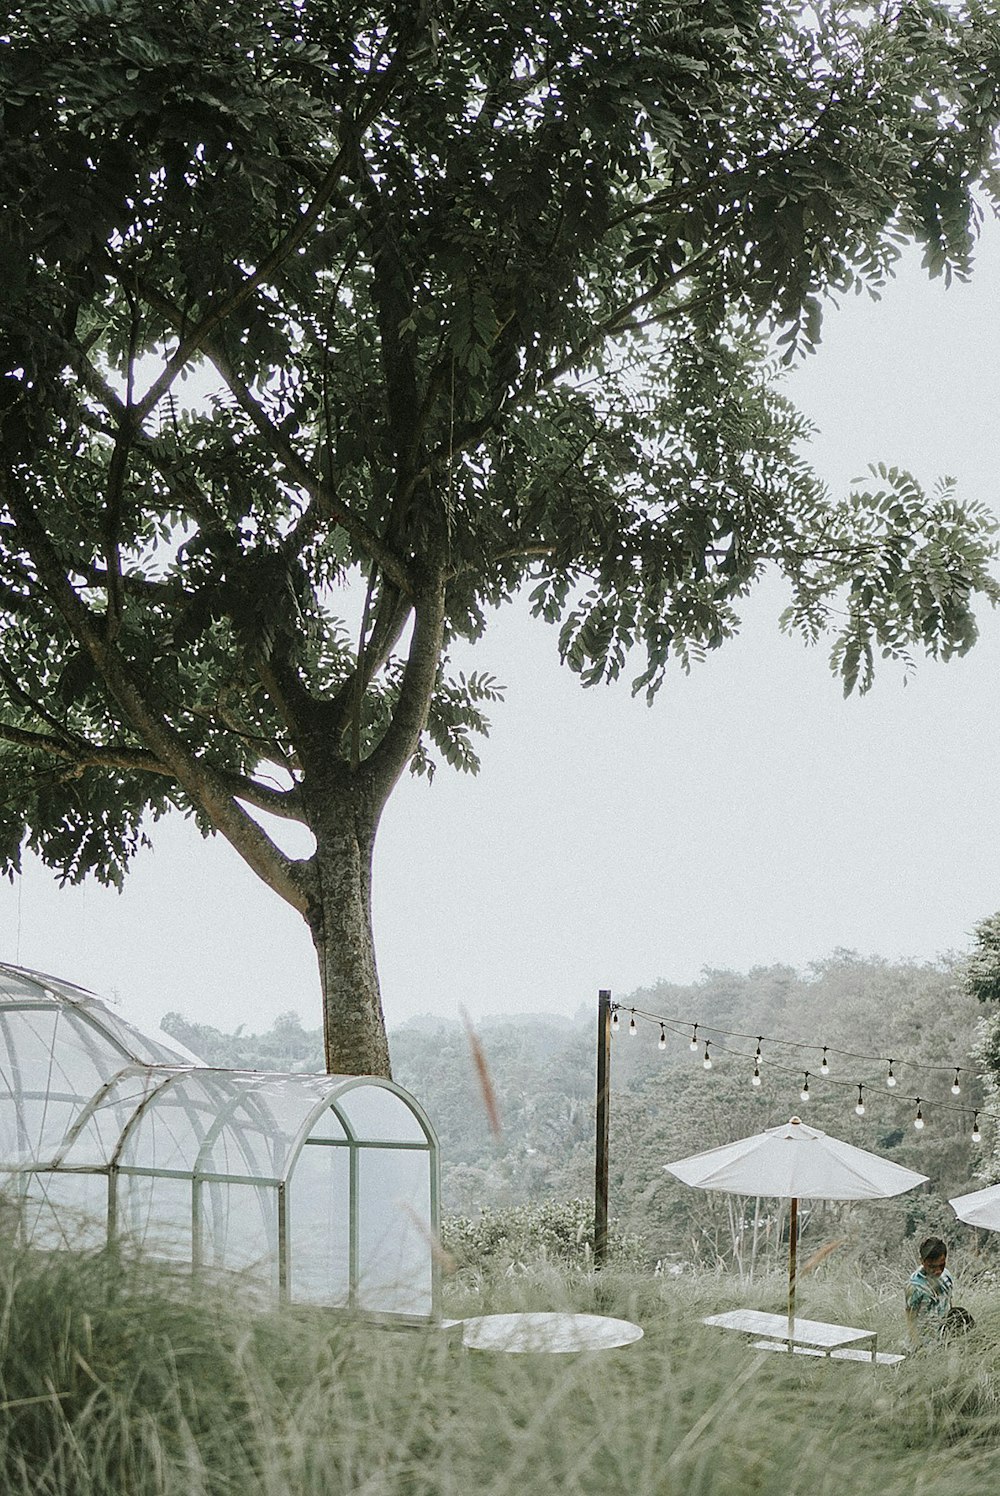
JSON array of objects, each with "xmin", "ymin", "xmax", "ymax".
[{"xmin": 1, "ymin": 1245, "xmax": 999, "ymax": 1494}]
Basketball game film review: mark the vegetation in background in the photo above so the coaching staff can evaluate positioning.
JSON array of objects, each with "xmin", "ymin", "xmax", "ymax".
[
  {"xmin": 965, "ymin": 909, "xmax": 1000, "ymax": 1179},
  {"xmin": 5, "ymin": 0, "xmax": 1000, "ymax": 1077},
  {"xmin": 442, "ymin": 1197, "xmax": 647, "ymax": 1280},
  {"xmin": 163, "ymin": 947, "xmax": 999, "ymax": 1278}
]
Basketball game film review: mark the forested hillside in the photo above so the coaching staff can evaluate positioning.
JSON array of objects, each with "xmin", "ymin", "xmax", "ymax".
[{"xmin": 162, "ymin": 949, "xmax": 998, "ymax": 1272}]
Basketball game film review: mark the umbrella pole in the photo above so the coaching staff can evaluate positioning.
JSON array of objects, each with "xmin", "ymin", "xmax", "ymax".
[{"xmin": 787, "ymin": 1196, "xmax": 798, "ymax": 1343}]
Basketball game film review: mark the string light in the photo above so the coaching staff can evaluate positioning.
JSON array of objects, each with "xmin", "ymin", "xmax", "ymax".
[{"xmin": 610, "ymin": 1001, "xmax": 999, "ymax": 1132}]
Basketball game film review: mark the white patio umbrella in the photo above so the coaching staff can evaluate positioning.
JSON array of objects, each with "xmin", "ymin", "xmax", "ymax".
[
  {"xmin": 665, "ymin": 1116, "xmax": 929, "ymax": 1334},
  {"xmin": 949, "ymin": 1182, "xmax": 1000, "ymax": 1232}
]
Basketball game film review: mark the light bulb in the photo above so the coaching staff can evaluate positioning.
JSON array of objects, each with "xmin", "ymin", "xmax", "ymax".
[
  {"xmin": 689, "ymin": 1026, "xmax": 699, "ymax": 1052},
  {"xmin": 914, "ymin": 1101, "xmax": 924, "ymax": 1131},
  {"xmin": 951, "ymin": 1070, "xmax": 961, "ymax": 1096},
  {"xmin": 755, "ymin": 1039, "xmax": 763, "ymax": 1065},
  {"xmin": 819, "ymin": 1048, "xmax": 830, "ymax": 1077},
  {"xmin": 855, "ymin": 1085, "xmax": 865, "ymax": 1117},
  {"xmin": 972, "ymin": 1112, "xmax": 982, "ymax": 1143},
  {"xmin": 703, "ymin": 1042, "xmax": 712, "ymax": 1071},
  {"xmin": 658, "ymin": 1026, "xmax": 667, "ymax": 1051},
  {"xmin": 628, "ymin": 1011, "xmax": 637, "ymax": 1037},
  {"xmin": 752, "ymin": 1066, "xmax": 762, "ymax": 1088},
  {"xmin": 886, "ymin": 1062, "xmax": 896, "ymax": 1090},
  {"xmin": 610, "ymin": 1009, "xmax": 619, "ymax": 1034},
  {"xmin": 800, "ymin": 1072, "xmax": 810, "ymax": 1102}
]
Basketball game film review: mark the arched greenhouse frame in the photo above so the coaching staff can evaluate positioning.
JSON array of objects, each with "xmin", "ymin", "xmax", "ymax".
[{"xmin": 0, "ymin": 964, "xmax": 442, "ymax": 1323}]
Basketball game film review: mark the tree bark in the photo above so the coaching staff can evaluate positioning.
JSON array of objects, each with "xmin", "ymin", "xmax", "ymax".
[
  {"xmin": 302, "ymin": 573, "xmax": 446, "ymax": 1078},
  {"xmin": 306, "ymin": 768, "xmax": 391, "ymax": 1078}
]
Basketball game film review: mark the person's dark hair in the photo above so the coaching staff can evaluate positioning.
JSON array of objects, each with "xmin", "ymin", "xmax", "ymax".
[
  {"xmin": 918, "ymin": 1236, "xmax": 947, "ymax": 1262},
  {"xmin": 942, "ymin": 1305, "xmax": 975, "ymax": 1338}
]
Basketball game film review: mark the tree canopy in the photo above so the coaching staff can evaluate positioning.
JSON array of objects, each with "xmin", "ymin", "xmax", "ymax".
[{"xmin": 3, "ymin": 0, "xmax": 1000, "ymax": 1074}]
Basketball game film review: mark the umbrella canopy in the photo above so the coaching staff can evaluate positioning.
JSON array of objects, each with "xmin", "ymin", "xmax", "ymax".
[
  {"xmin": 949, "ymin": 1183, "xmax": 1000, "ymax": 1232},
  {"xmin": 665, "ymin": 1116, "xmax": 929, "ymax": 1201},
  {"xmin": 665, "ymin": 1117, "xmax": 929, "ymax": 1334}
]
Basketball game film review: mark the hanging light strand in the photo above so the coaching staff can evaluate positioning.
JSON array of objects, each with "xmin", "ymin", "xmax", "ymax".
[
  {"xmin": 624, "ymin": 1005, "xmax": 973, "ymax": 1082},
  {"xmin": 610, "ymin": 1002, "xmax": 998, "ymax": 1131}
]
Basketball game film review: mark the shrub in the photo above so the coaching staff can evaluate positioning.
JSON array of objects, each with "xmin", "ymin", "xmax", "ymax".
[{"xmin": 441, "ymin": 1197, "xmax": 647, "ymax": 1277}]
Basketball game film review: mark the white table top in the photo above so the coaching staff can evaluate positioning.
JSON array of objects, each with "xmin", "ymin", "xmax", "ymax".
[
  {"xmin": 703, "ymin": 1309, "xmax": 875, "ymax": 1349},
  {"xmin": 461, "ymin": 1312, "xmax": 644, "ymax": 1353}
]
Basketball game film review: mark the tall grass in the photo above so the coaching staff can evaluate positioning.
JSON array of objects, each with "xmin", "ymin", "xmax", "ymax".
[{"xmin": 1, "ymin": 1242, "xmax": 999, "ymax": 1494}]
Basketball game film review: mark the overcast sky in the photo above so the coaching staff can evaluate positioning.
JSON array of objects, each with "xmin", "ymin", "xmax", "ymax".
[{"xmin": 3, "ymin": 221, "xmax": 1000, "ymax": 1044}]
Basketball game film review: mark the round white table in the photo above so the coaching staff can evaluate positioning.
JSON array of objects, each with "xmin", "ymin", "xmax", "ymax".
[{"xmin": 460, "ymin": 1311, "xmax": 644, "ymax": 1354}]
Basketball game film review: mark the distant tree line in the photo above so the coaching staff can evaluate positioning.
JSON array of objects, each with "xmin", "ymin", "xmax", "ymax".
[{"xmin": 162, "ymin": 946, "xmax": 1000, "ymax": 1274}]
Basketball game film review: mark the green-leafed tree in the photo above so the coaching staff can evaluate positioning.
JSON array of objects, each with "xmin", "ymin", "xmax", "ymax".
[
  {"xmin": 965, "ymin": 911, "xmax": 1000, "ymax": 1177},
  {"xmin": 966, "ymin": 911, "xmax": 1000, "ymax": 1008},
  {"xmin": 3, "ymin": 0, "xmax": 1000, "ymax": 1074}
]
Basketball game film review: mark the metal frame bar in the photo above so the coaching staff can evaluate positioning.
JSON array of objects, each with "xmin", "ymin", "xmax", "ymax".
[
  {"xmin": 349, "ymin": 1139, "xmax": 360, "ymax": 1310},
  {"xmin": 0, "ymin": 1018, "xmax": 443, "ymax": 1322},
  {"xmin": 277, "ymin": 1183, "xmax": 288, "ymax": 1301}
]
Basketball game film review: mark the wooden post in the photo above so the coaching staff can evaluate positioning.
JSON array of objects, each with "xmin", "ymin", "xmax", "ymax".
[
  {"xmin": 595, "ymin": 989, "xmax": 612, "ymax": 1268},
  {"xmin": 787, "ymin": 1195, "xmax": 799, "ymax": 1343}
]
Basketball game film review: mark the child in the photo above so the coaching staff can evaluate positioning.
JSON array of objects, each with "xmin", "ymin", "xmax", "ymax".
[{"xmin": 905, "ymin": 1237, "xmax": 953, "ymax": 1347}]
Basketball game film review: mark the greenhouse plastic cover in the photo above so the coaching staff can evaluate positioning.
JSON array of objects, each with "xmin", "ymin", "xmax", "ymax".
[{"xmin": 0, "ymin": 964, "xmax": 441, "ymax": 1319}]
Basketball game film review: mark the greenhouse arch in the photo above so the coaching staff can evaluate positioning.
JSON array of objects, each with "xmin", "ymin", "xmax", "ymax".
[{"xmin": 0, "ymin": 964, "xmax": 442, "ymax": 1322}]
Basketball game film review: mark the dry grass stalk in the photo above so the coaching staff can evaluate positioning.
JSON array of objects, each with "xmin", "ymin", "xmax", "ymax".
[{"xmin": 461, "ymin": 1006, "xmax": 502, "ymax": 1139}]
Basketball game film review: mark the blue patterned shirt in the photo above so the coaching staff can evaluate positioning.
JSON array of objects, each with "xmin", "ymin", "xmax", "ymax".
[{"xmin": 905, "ymin": 1266, "xmax": 953, "ymax": 1344}]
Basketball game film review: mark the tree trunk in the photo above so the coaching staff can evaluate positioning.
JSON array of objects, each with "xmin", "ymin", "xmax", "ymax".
[
  {"xmin": 299, "ymin": 577, "xmax": 447, "ymax": 1078},
  {"xmin": 307, "ymin": 772, "xmax": 392, "ymax": 1078}
]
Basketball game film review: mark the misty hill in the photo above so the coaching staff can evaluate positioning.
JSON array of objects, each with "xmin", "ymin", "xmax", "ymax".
[{"xmin": 161, "ymin": 948, "xmax": 996, "ymax": 1269}]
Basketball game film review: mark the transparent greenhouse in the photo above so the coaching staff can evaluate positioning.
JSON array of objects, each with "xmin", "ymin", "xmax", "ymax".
[{"xmin": 0, "ymin": 963, "xmax": 442, "ymax": 1322}]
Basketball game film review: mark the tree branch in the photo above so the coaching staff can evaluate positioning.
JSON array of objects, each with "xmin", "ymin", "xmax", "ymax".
[
  {"xmin": 122, "ymin": 8, "xmax": 435, "ymax": 425},
  {"xmin": 0, "ymin": 476, "xmax": 315, "ymax": 912},
  {"xmin": 200, "ymin": 333, "xmax": 415, "ymax": 594},
  {"xmin": 366, "ymin": 573, "xmax": 447, "ymax": 808},
  {"xmin": 0, "ymin": 717, "xmax": 306, "ymax": 820}
]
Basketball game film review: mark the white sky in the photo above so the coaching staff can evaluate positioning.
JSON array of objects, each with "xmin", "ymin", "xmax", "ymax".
[{"xmin": 3, "ymin": 221, "xmax": 1000, "ymax": 1042}]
